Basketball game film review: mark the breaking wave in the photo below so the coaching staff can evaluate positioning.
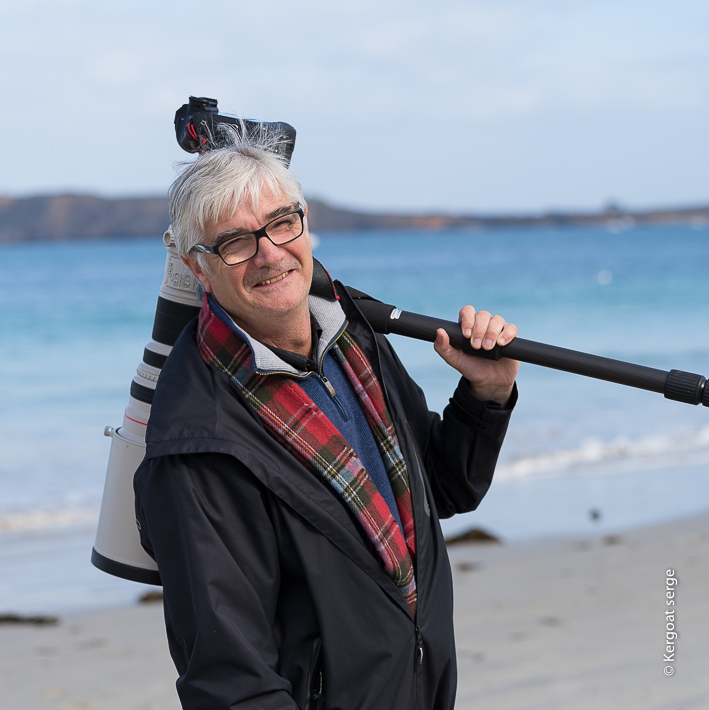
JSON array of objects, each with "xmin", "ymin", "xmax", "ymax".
[
  {"xmin": 0, "ymin": 507, "xmax": 100, "ymax": 533},
  {"xmin": 2, "ymin": 428, "xmax": 709, "ymax": 530},
  {"xmin": 496, "ymin": 425, "xmax": 709, "ymax": 481}
]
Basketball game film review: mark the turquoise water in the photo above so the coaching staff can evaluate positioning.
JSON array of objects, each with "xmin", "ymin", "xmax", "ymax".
[{"xmin": 1, "ymin": 225, "xmax": 709, "ymax": 612}]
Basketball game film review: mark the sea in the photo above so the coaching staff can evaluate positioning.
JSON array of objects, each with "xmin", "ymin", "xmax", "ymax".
[{"xmin": 2, "ymin": 223, "xmax": 709, "ymax": 613}]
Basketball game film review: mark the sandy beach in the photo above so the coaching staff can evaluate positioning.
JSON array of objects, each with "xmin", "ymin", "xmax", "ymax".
[
  {"xmin": 1, "ymin": 512, "xmax": 707, "ymax": 710},
  {"xmin": 451, "ymin": 512, "xmax": 709, "ymax": 710}
]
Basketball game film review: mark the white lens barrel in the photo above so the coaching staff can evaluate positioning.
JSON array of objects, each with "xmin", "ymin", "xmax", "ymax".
[{"xmin": 92, "ymin": 231, "xmax": 202, "ymax": 585}]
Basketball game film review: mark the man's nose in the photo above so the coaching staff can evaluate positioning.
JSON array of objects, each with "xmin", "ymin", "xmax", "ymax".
[{"xmin": 252, "ymin": 234, "xmax": 286, "ymax": 265}]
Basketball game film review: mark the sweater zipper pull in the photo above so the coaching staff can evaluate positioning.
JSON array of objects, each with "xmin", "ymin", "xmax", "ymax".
[
  {"xmin": 320, "ymin": 373, "xmax": 337, "ymax": 398},
  {"xmin": 415, "ymin": 625, "xmax": 424, "ymax": 666}
]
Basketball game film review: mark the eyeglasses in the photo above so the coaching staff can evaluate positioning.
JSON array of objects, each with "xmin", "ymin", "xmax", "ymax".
[{"xmin": 191, "ymin": 206, "xmax": 305, "ymax": 266}]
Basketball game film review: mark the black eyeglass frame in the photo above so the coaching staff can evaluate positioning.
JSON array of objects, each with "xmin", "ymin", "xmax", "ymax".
[{"xmin": 190, "ymin": 206, "xmax": 306, "ymax": 266}]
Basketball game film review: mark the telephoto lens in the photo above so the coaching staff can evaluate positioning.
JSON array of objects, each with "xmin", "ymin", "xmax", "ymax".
[
  {"xmin": 92, "ymin": 229, "xmax": 201, "ymax": 585},
  {"xmin": 93, "ymin": 96, "xmax": 298, "ymax": 585}
]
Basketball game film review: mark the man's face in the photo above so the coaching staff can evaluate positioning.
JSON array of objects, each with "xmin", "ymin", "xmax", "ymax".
[{"xmin": 187, "ymin": 190, "xmax": 313, "ymax": 342}]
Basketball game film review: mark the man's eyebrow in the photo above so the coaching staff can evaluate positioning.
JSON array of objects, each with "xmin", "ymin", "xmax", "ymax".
[
  {"xmin": 213, "ymin": 203, "xmax": 300, "ymax": 246},
  {"xmin": 264, "ymin": 202, "xmax": 299, "ymax": 221}
]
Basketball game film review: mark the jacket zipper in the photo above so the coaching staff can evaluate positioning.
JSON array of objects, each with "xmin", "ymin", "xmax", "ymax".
[
  {"xmin": 340, "ymin": 286, "xmax": 426, "ymax": 698},
  {"xmin": 311, "ymin": 669, "xmax": 323, "ymax": 703},
  {"xmin": 415, "ymin": 624, "xmax": 424, "ymax": 665},
  {"xmin": 305, "ymin": 637, "xmax": 323, "ymax": 710},
  {"xmin": 330, "ymin": 304, "xmax": 426, "ymax": 703},
  {"xmin": 412, "ymin": 624, "xmax": 423, "ymax": 709}
]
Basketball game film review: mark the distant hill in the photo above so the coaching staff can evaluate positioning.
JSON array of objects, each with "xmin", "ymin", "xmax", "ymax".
[
  {"xmin": 0, "ymin": 195, "xmax": 169, "ymax": 242},
  {"xmin": 0, "ymin": 194, "xmax": 708, "ymax": 243}
]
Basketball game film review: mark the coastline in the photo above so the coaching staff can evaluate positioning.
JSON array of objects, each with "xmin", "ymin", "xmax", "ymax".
[
  {"xmin": 1, "ymin": 511, "xmax": 706, "ymax": 709},
  {"xmin": 1, "ymin": 193, "xmax": 707, "ymax": 244}
]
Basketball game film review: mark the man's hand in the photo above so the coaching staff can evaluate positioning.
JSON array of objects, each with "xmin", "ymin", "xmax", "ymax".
[{"xmin": 433, "ymin": 305, "xmax": 519, "ymax": 406}]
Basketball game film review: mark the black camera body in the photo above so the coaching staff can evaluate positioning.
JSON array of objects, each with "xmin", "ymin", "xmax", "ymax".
[{"xmin": 174, "ymin": 96, "xmax": 297, "ymax": 167}]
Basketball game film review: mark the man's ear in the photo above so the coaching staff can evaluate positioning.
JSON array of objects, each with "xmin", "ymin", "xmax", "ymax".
[{"xmin": 181, "ymin": 255, "xmax": 213, "ymax": 294}]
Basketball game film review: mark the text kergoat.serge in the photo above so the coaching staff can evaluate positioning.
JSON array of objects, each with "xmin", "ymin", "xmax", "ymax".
[{"xmin": 664, "ymin": 570, "xmax": 678, "ymax": 664}]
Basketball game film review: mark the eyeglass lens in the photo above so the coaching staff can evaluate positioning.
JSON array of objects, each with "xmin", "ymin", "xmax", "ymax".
[{"xmin": 220, "ymin": 212, "xmax": 304, "ymax": 265}]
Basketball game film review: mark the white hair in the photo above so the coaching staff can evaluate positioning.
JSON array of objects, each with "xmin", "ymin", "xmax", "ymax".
[{"xmin": 169, "ymin": 125, "xmax": 305, "ymax": 270}]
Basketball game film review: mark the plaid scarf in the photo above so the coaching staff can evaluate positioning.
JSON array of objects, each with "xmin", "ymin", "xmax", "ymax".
[{"xmin": 196, "ymin": 299, "xmax": 417, "ymax": 616}]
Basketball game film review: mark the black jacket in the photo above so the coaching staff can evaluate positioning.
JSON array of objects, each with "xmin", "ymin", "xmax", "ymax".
[{"xmin": 134, "ymin": 279, "xmax": 515, "ymax": 710}]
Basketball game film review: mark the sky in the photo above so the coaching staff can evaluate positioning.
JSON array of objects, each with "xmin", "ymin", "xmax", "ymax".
[{"xmin": 1, "ymin": 0, "xmax": 707, "ymax": 214}]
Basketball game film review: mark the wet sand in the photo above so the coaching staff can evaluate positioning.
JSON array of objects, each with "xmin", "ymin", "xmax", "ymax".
[{"xmin": 1, "ymin": 513, "xmax": 707, "ymax": 709}]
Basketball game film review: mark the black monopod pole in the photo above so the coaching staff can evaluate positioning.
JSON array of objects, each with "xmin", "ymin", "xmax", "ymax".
[{"xmin": 354, "ymin": 298, "xmax": 709, "ymax": 408}]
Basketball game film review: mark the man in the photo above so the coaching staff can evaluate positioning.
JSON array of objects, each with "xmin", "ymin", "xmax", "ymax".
[{"xmin": 134, "ymin": 135, "xmax": 519, "ymax": 710}]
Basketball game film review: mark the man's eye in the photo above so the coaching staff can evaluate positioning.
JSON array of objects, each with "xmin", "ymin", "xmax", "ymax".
[
  {"xmin": 270, "ymin": 215, "xmax": 297, "ymax": 231},
  {"xmin": 221, "ymin": 236, "xmax": 251, "ymax": 252}
]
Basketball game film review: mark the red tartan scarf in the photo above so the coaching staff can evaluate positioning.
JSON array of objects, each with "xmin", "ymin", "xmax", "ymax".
[{"xmin": 196, "ymin": 299, "xmax": 417, "ymax": 616}]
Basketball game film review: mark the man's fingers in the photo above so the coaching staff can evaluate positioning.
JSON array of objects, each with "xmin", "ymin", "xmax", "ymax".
[
  {"xmin": 434, "ymin": 328, "xmax": 457, "ymax": 363},
  {"xmin": 458, "ymin": 306, "xmax": 477, "ymax": 338},
  {"xmin": 498, "ymin": 322, "xmax": 518, "ymax": 346},
  {"xmin": 482, "ymin": 314, "xmax": 506, "ymax": 350},
  {"xmin": 457, "ymin": 306, "xmax": 519, "ymax": 350},
  {"xmin": 471, "ymin": 310, "xmax": 492, "ymax": 349}
]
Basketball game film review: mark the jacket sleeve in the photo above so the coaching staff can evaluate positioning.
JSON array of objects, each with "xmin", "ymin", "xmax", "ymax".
[
  {"xmin": 426, "ymin": 376, "xmax": 517, "ymax": 518},
  {"xmin": 134, "ymin": 452, "xmax": 299, "ymax": 710},
  {"xmin": 377, "ymin": 335, "xmax": 517, "ymax": 519}
]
